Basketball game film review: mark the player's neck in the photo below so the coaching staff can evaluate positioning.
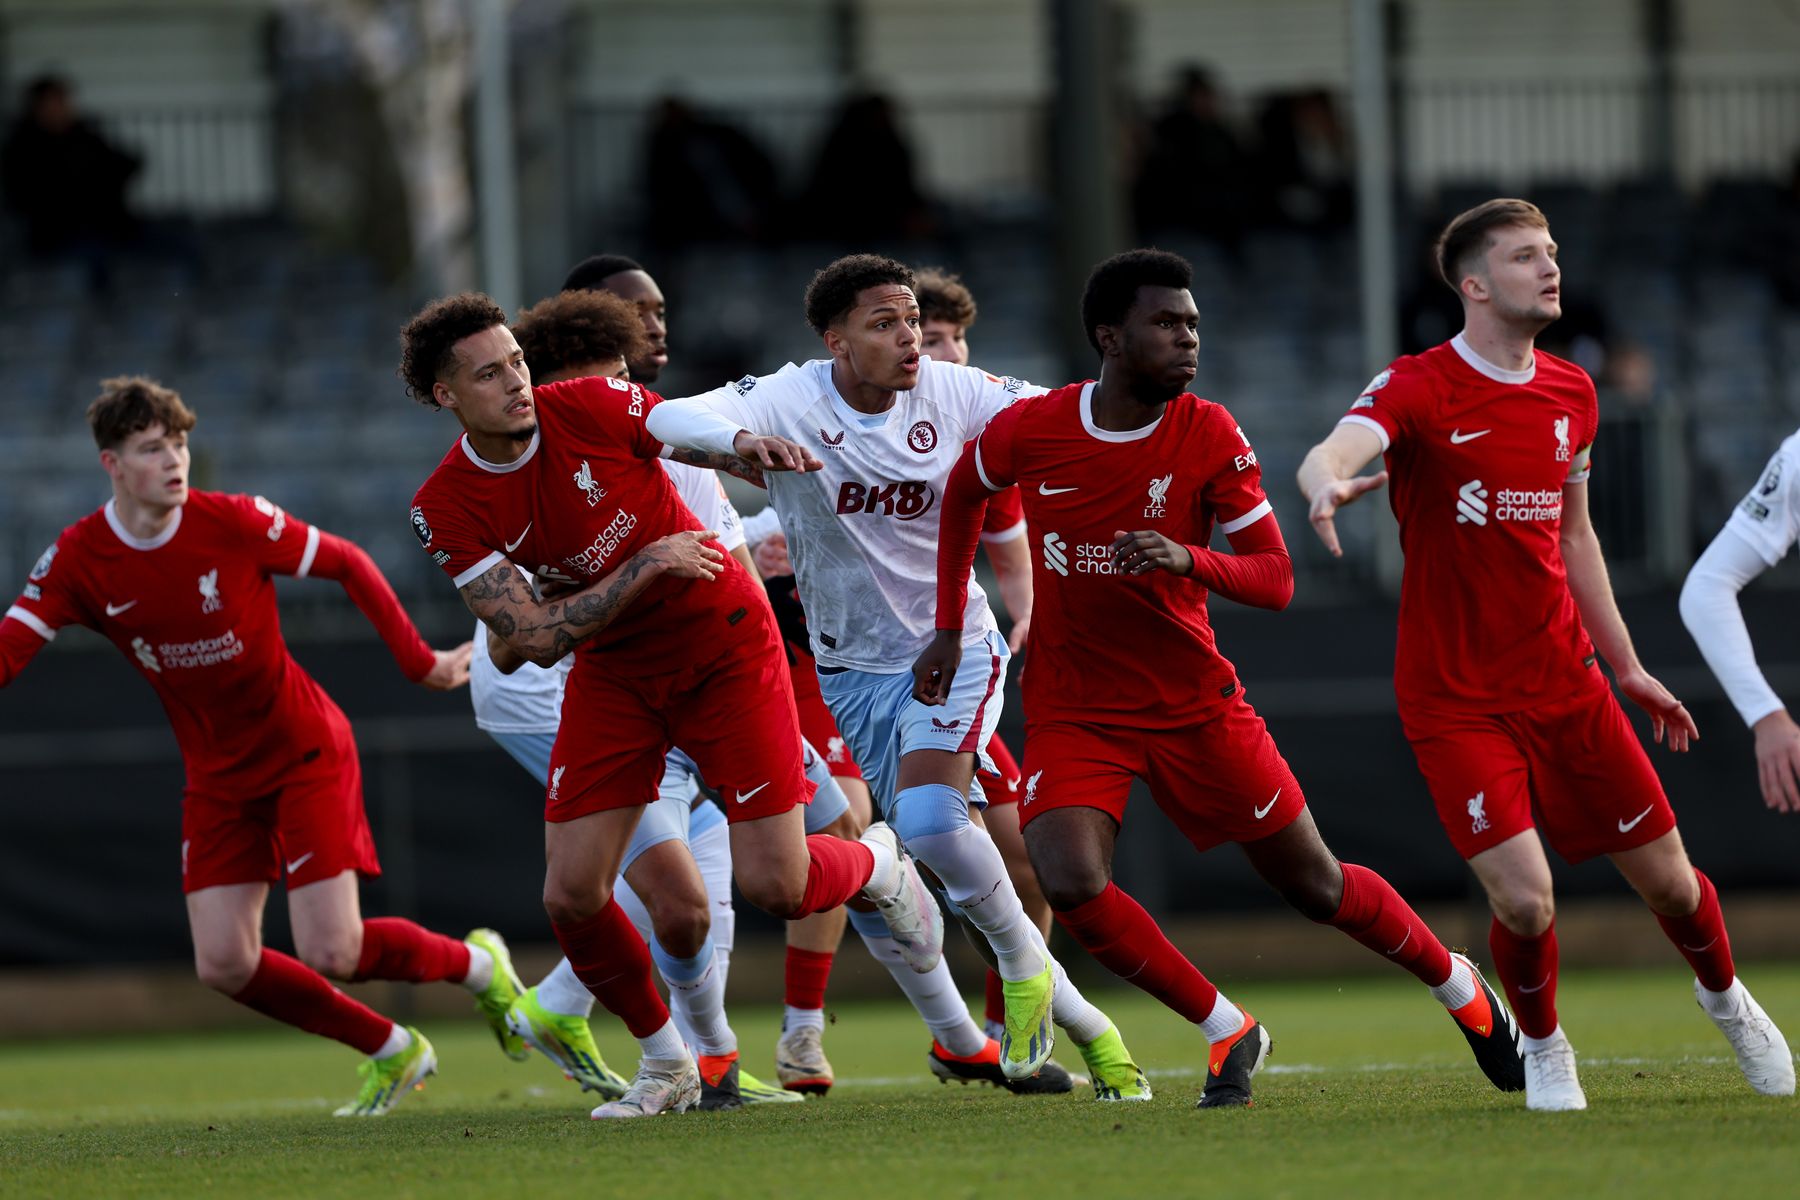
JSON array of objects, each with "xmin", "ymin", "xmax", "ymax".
[
  {"xmin": 463, "ymin": 427, "xmax": 531, "ymax": 466},
  {"xmin": 1090, "ymin": 371, "xmax": 1171, "ymax": 431},
  {"xmin": 830, "ymin": 360, "xmax": 895, "ymax": 415},
  {"xmin": 111, "ymin": 489, "xmax": 180, "ymax": 541},
  {"xmin": 1458, "ymin": 317, "xmax": 1539, "ymax": 375}
]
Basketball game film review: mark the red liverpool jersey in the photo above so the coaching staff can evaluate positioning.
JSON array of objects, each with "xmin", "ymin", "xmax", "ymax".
[
  {"xmin": 961, "ymin": 382, "xmax": 1274, "ymax": 728},
  {"xmin": 0, "ymin": 491, "xmax": 425, "ymax": 793},
  {"xmin": 410, "ymin": 374, "xmax": 767, "ymax": 673},
  {"xmin": 1338, "ymin": 333, "xmax": 1599, "ymax": 713}
]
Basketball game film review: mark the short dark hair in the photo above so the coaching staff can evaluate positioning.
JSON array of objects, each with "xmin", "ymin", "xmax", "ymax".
[
  {"xmin": 1080, "ymin": 248, "xmax": 1193, "ymax": 354},
  {"xmin": 803, "ymin": 254, "xmax": 915, "ymax": 334},
  {"xmin": 398, "ymin": 292, "xmax": 509, "ymax": 408},
  {"xmin": 562, "ymin": 254, "xmax": 644, "ymax": 293},
  {"xmin": 1435, "ymin": 198, "xmax": 1549, "ymax": 294},
  {"xmin": 913, "ymin": 267, "xmax": 977, "ymax": 330},
  {"xmin": 86, "ymin": 376, "xmax": 197, "ymax": 450},
  {"xmin": 513, "ymin": 290, "xmax": 651, "ymax": 378}
]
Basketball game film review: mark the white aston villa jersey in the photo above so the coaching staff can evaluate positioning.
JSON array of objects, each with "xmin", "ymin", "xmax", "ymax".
[
  {"xmin": 654, "ymin": 356, "xmax": 1042, "ymax": 671},
  {"xmin": 470, "ymin": 457, "xmax": 747, "ymax": 733}
]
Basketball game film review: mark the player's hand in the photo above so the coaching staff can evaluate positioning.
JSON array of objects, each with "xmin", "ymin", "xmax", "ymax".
[
  {"xmin": 752, "ymin": 531, "xmax": 792, "ymax": 579},
  {"xmin": 643, "ymin": 530, "xmax": 727, "ymax": 580},
  {"xmin": 1006, "ymin": 611, "xmax": 1032, "ymax": 654},
  {"xmin": 733, "ymin": 430, "xmax": 823, "ymax": 474},
  {"xmin": 421, "ymin": 640, "xmax": 473, "ymax": 690},
  {"xmin": 1752, "ymin": 710, "xmax": 1800, "ymax": 813},
  {"xmin": 1111, "ymin": 530, "xmax": 1192, "ymax": 576},
  {"xmin": 911, "ymin": 629, "xmax": 964, "ymax": 706},
  {"xmin": 1616, "ymin": 666, "xmax": 1698, "ymax": 752},
  {"xmin": 1307, "ymin": 471, "xmax": 1388, "ymax": 557}
]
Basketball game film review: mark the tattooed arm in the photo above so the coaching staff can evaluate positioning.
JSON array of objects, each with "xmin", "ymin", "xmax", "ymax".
[
  {"xmin": 666, "ymin": 446, "xmax": 766, "ymax": 489},
  {"xmin": 460, "ymin": 529, "xmax": 724, "ymax": 668}
]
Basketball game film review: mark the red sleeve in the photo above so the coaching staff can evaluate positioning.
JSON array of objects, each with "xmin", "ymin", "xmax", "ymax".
[
  {"xmin": 304, "ymin": 531, "xmax": 438, "ymax": 682},
  {"xmin": 553, "ymin": 375, "xmax": 666, "ymax": 461},
  {"xmin": 980, "ymin": 483, "xmax": 1026, "ymax": 541},
  {"xmin": 410, "ymin": 478, "xmax": 502, "ymax": 590},
  {"xmin": 1184, "ymin": 513, "xmax": 1293, "ymax": 611},
  {"xmin": 0, "ymin": 616, "xmax": 49, "ymax": 688},
  {"xmin": 938, "ymin": 412, "xmax": 1020, "ymax": 630},
  {"xmin": 223, "ymin": 493, "xmax": 321, "ymax": 576},
  {"xmin": 1337, "ymin": 357, "xmax": 1428, "ymax": 452},
  {"xmin": 3, "ymin": 532, "xmax": 89, "ymax": 687}
]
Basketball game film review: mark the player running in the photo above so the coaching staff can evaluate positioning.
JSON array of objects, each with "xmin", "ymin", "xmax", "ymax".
[
  {"xmin": 1298, "ymin": 199, "xmax": 1794, "ymax": 1109},
  {"xmin": 403, "ymin": 292, "xmax": 941, "ymax": 1119},
  {"xmin": 647, "ymin": 255, "xmax": 1147, "ymax": 1099},
  {"xmin": 470, "ymin": 286, "xmax": 827, "ymax": 1108},
  {"xmin": 920, "ymin": 248, "xmax": 1526, "ymax": 1109},
  {"xmin": 1680, "ymin": 427, "xmax": 1800, "ymax": 813},
  {"xmin": 0, "ymin": 377, "xmax": 520, "ymax": 1117}
]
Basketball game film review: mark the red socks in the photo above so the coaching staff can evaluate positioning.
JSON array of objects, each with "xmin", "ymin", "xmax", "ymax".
[
  {"xmin": 1325, "ymin": 863, "xmax": 1454, "ymax": 987},
  {"xmin": 553, "ymin": 898, "xmax": 670, "ymax": 1038},
  {"xmin": 784, "ymin": 947, "xmax": 835, "ymax": 1010},
  {"xmin": 1654, "ymin": 869, "xmax": 1736, "ymax": 992},
  {"xmin": 1057, "ymin": 882, "xmax": 1220, "ymax": 1023},
  {"xmin": 796, "ymin": 835, "xmax": 874, "ymax": 917},
  {"xmin": 352, "ymin": 917, "xmax": 471, "ymax": 984},
  {"xmin": 1489, "ymin": 916, "xmax": 1559, "ymax": 1038},
  {"xmin": 232, "ymin": 948, "xmax": 393, "ymax": 1055},
  {"xmin": 984, "ymin": 969, "xmax": 1005, "ymax": 1028}
]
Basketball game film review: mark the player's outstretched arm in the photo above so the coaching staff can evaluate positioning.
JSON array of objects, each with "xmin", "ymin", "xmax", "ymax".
[
  {"xmin": 0, "ymin": 615, "xmax": 49, "ymax": 688},
  {"xmin": 913, "ymin": 445, "xmax": 994, "ymax": 705},
  {"xmin": 1297, "ymin": 423, "xmax": 1388, "ymax": 557},
  {"xmin": 303, "ymin": 529, "xmax": 466, "ymax": 689},
  {"xmin": 645, "ymin": 396, "xmax": 822, "ymax": 474},
  {"xmin": 665, "ymin": 447, "xmax": 767, "ymax": 489},
  {"xmin": 461, "ymin": 529, "xmax": 724, "ymax": 668},
  {"xmin": 1680, "ymin": 526, "xmax": 1797, "ymax": 810},
  {"xmin": 1561, "ymin": 482, "xmax": 1698, "ymax": 752}
]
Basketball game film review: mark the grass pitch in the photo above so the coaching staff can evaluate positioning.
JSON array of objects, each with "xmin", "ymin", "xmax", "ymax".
[{"xmin": 3, "ymin": 963, "xmax": 1797, "ymax": 1199}]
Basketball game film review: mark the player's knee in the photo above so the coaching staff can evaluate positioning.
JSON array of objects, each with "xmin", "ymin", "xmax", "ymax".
[
  {"xmin": 1038, "ymin": 861, "xmax": 1109, "ymax": 913},
  {"xmin": 1490, "ymin": 888, "xmax": 1554, "ymax": 936},
  {"xmin": 651, "ymin": 900, "xmax": 712, "ymax": 959},
  {"xmin": 741, "ymin": 875, "xmax": 807, "ymax": 920},
  {"xmin": 543, "ymin": 879, "xmax": 610, "ymax": 926},
  {"xmin": 296, "ymin": 935, "xmax": 361, "ymax": 981},
  {"xmin": 890, "ymin": 783, "xmax": 970, "ymax": 845},
  {"xmin": 1637, "ymin": 869, "xmax": 1700, "ymax": 918},
  {"xmin": 194, "ymin": 948, "xmax": 258, "ymax": 995}
]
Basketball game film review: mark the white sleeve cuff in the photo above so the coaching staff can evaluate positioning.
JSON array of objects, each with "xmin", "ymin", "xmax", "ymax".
[
  {"xmin": 1336, "ymin": 414, "xmax": 1391, "ymax": 452},
  {"xmin": 4, "ymin": 605, "xmax": 55, "ymax": 641},
  {"xmin": 645, "ymin": 397, "xmax": 749, "ymax": 459},
  {"xmin": 1218, "ymin": 499, "xmax": 1273, "ymax": 535},
  {"xmin": 973, "ymin": 444, "xmax": 1004, "ymax": 492},
  {"xmin": 295, "ymin": 525, "xmax": 321, "ymax": 578},
  {"xmin": 979, "ymin": 520, "xmax": 1027, "ymax": 545},
  {"xmin": 453, "ymin": 550, "xmax": 507, "ymax": 590}
]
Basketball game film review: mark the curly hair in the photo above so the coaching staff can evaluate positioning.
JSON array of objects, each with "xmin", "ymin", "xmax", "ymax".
[
  {"xmin": 1080, "ymin": 248, "xmax": 1193, "ymax": 354},
  {"xmin": 912, "ymin": 267, "xmax": 977, "ymax": 330},
  {"xmin": 802, "ymin": 254, "xmax": 915, "ymax": 334},
  {"xmin": 562, "ymin": 253, "xmax": 644, "ymax": 293},
  {"xmin": 513, "ymin": 290, "xmax": 651, "ymax": 379},
  {"xmin": 398, "ymin": 292, "xmax": 510, "ymax": 408},
  {"xmin": 86, "ymin": 376, "xmax": 197, "ymax": 450}
]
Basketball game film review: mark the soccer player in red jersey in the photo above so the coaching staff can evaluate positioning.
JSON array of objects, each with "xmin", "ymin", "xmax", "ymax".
[
  {"xmin": 918, "ymin": 249, "xmax": 1526, "ymax": 1109},
  {"xmin": 401, "ymin": 293, "xmax": 941, "ymax": 1118},
  {"xmin": 1298, "ymin": 199, "xmax": 1795, "ymax": 1109},
  {"xmin": 0, "ymin": 377, "xmax": 524, "ymax": 1117}
]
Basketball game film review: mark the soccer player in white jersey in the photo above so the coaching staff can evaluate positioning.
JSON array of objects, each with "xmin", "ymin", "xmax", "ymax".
[
  {"xmin": 1681, "ymin": 428, "xmax": 1800, "ymax": 812},
  {"xmin": 647, "ymin": 254, "xmax": 1148, "ymax": 1098},
  {"xmin": 469, "ymin": 287, "xmax": 827, "ymax": 1107}
]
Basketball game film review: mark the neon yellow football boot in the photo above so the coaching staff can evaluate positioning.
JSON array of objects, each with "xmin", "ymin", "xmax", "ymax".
[
  {"xmin": 333, "ymin": 1027, "xmax": 437, "ymax": 1117},
  {"xmin": 1075, "ymin": 1022, "xmax": 1152, "ymax": 1103},
  {"xmin": 505, "ymin": 986, "xmax": 630, "ymax": 1099},
  {"xmin": 1000, "ymin": 963, "xmax": 1057, "ymax": 1080},
  {"xmin": 464, "ymin": 928, "xmax": 529, "ymax": 1061}
]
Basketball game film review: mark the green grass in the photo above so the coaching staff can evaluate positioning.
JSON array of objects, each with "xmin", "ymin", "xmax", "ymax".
[{"xmin": 3, "ymin": 964, "xmax": 1797, "ymax": 1199}]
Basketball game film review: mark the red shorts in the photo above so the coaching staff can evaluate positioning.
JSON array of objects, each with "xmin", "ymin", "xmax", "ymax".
[
  {"xmin": 978, "ymin": 734, "xmax": 1024, "ymax": 806},
  {"xmin": 550, "ymin": 626, "xmax": 814, "ymax": 824},
  {"xmin": 180, "ymin": 725, "xmax": 380, "ymax": 894},
  {"xmin": 790, "ymin": 653, "xmax": 864, "ymax": 781},
  {"xmin": 1018, "ymin": 694, "xmax": 1306, "ymax": 852},
  {"xmin": 1400, "ymin": 668, "xmax": 1675, "ymax": 864}
]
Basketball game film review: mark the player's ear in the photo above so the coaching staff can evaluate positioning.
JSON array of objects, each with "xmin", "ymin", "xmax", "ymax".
[
  {"xmin": 821, "ymin": 325, "xmax": 847, "ymax": 360},
  {"xmin": 432, "ymin": 379, "xmax": 457, "ymax": 411},
  {"xmin": 1460, "ymin": 271, "xmax": 1489, "ymax": 305},
  {"xmin": 1094, "ymin": 323, "xmax": 1122, "ymax": 358}
]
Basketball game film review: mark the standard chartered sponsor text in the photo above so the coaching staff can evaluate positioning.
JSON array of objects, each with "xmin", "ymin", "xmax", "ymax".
[
  {"xmin": 158, "ymin": 629, "xmax": 246, "ymax": 668},
  {"xmin": 1493, "ymin": 487, "xmax": 1563, "ymax": 522}
]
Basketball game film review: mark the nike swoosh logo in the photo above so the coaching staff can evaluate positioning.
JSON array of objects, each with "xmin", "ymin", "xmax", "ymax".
[
  {"xmin": 1682, "ymin": 936, "xmax": 1719, "ymax": 953},
  {"xmin": 736, "ymin": 781, "xmax": 770, "ymax": 804},
  {"xmin": 1038, "ymin": 483, "xmax": 1079, "ymax": 495},
  {"xmin": 1449, "ymin": 429, "xmax": 1491, "ymax": 444},
  {"xmin": 1618, "ymin": 805, "xmax": 1656, "ymax": 833},
  {"xmin": 1253, "ymin": 788, "xmax": 1281, "ymax": 819},
  {"xmin": 105, "ymin": 600, "xmax": 137, "ymax": 616},
  {"xmin": 504, "ymin": 523, "xmax": 533, "ymax": 553},
  {"xmin": 285, "ymin": 851, "xmax": 314, "ymax": 874},
  {"xmin": 1386, "ymin": 928, "xmax": 1412, "ymax": 956},
  {"xmin": 1518, "ymin": 973, "xmax": 1552, "ymax": 994}
]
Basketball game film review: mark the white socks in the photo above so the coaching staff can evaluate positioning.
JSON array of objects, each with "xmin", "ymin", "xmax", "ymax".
[
  {"xmin": 1047, "ymin": 956, "xmax": 1112, "ymax": 1044},
  {"xmin": 782, "ymin": 1004, "xmax": 825, "ymax": 1034},
  {"xmin": 639, "ymin": 1017, "xmax": 688, "ymax": 1061},
  {"xmin": 460, "ymin": 943, "xmax": 495, "ymax": 993},
  {"xmin": 666, "ymin": 954, "xmax": 736, "ymax": 1056},
  {"xmin": 536, "ymin": 956, "xmax": 596, "ymax": 1018},
  {"xmin": 905, "ymin": 824, "xmax": 1047, "ymax": 982},
  {"xmin": 1199, "ymin": 994, "xmax": 1246, "ymax": 1043},
  {"xmin": 371, "ymin": 1023, "xmax": 412, "ymax": 1060},
  {"xmin": 1428, "ymin": 956, "xmax": 1479, "ymax": 1010},
  {"xmin": 1698, "ymin": 978, "xmax": 1744, "ymax": 1018},
  {"xmin": 857, "ymin": 928, "xmax": 987, "ymax": 1057}
]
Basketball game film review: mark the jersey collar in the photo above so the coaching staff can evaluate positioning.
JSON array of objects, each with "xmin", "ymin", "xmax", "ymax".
[
  {"xmin": 104, "ymin": 498, "xmax": 183, "ymax": 551},
  {"xmin": 1451, "ymin": 331, "xmax": 1537, "ymax": 385},
  {"xmin": 460, "ymin": 429, "xmax": 541, "ymax": 474},
  {"xmin": 1079, "ymin": 381, "xmax": 1163, "ymax": 443}
]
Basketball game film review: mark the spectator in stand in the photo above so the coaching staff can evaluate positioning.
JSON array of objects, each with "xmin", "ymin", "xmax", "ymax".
[
  {"xmin": 1256, "ymin": 89, "xmax": 1354, "ymax": 235},
  {"xmin": 644, "ymin": 96, "xmax": 781, "ymax": 248},
  {"xmin": 800, "ymin": 91, "xmax": 932, "ymax": 243},
  {"xmin": 1, "ymin": 75, "xmax": 141, "ymax": 280},
  {"xmin": 1132, "ymin": 65, "xmax": 1253, "ymax": 254}
]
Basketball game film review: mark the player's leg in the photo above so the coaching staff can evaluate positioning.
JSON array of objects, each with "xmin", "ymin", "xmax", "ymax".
[
  {"xmin": 776, "ymin": 744, "xmax": 859, "ymax": 1094},
  {"xmin": 281, "ymin": 735, "xmax": 524, "ymax": 1058},
  {"xmin": 978, "ymin": 743, "xmax": 1051, "ymax": 1043}
]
